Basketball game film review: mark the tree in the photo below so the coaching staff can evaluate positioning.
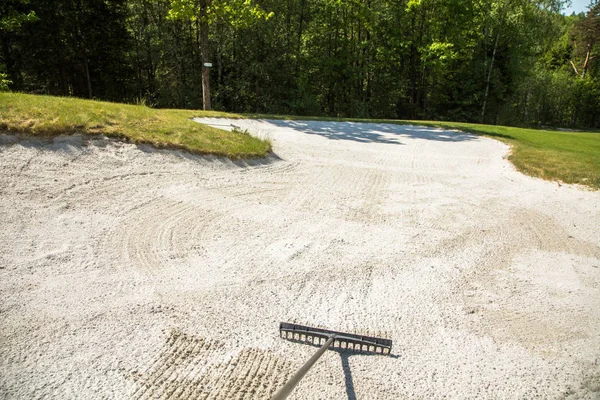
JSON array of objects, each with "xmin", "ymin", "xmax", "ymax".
[
  {"xmin": 570, "ymin": 2, "xmax": 600, "ymax": 78},
  {"xmin": 0, "ymin": 0, "xmax": 37, "ymax": 32},
  {"xmin": 0, "ymin": 0, "xmax": 37, "ymax": 89},
  {"xmin": 167, "ymin": 0, "xmax": 273, "ymax": 110},
  {"xmin": 3, "ymin": 0, "xmax": 598, "ymax": 127}
]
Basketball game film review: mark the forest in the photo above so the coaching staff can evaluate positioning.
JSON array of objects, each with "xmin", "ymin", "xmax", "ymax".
[{"xmin": 1, "ymin": 0, "xmax": 599, "ymax": 128}]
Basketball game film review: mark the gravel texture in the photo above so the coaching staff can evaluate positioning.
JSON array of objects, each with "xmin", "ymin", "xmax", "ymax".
[{"xmin": 1, "ymin": 119, "xmax": 599, "ymax": 399}]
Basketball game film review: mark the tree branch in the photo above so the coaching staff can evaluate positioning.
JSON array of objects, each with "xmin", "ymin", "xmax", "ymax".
[{"xmin": 570, "ymin": 60, "xmax": 581, "ymax": 77}]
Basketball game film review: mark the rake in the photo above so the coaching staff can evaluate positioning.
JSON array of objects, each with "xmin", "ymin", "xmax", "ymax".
[{"xmin": 271, "ymin": 322, "xmax": 393, "ymax": 400}]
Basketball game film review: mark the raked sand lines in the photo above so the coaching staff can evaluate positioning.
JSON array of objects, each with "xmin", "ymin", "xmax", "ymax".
[
  {"xmin": 131, "ymin": 330, "xmax": 293, "ymax": 400},
  {"xmin": 1, "ymin": 120, "xmax": 599, "ymax": 399}
]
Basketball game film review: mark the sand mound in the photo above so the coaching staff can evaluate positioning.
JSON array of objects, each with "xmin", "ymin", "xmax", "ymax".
[{"xmin": 1, "ymin": 120, "xmax": 599, "ymax": 399}]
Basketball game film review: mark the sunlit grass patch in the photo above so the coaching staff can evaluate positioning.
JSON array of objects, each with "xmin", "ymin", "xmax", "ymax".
[{"xmin": 0, "ymin": 93, "xmax": 271, "ymax": 159}]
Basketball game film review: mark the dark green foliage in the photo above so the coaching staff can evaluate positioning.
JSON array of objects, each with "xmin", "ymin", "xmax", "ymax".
[
  {"xmin": 1, "ymin": 0, "xmax": 132, "ymax": 100},
  {"xmin": 1, "ymin": 0, "xmax": 599, "ymax": 128}
]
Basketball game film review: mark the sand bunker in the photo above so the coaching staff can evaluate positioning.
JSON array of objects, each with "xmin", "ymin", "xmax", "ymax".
[{"xmin": 1, "ymin": 119, "xmax": 599, "ymax": 399}]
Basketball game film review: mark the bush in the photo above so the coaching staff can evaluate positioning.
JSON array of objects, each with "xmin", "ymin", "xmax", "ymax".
[{"xmin": 0, "ymin": 73, "xmax": 12, "ymax": 92}]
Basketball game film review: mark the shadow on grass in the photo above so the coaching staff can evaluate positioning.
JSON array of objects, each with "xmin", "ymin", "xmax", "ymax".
[{"xmin": 264, "ymin": 119, "xmax": 478, "ymax": 145}]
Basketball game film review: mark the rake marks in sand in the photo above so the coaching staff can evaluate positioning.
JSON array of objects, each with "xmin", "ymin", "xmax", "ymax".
[{"xmin": 132, "ymin": 330, "xmax": 293, "ymax": 400}]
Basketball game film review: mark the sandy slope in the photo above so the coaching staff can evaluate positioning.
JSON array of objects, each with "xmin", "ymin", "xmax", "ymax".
[{"xmin": 1, "ymin": 119, "xmax": 599, "ymax": 399}]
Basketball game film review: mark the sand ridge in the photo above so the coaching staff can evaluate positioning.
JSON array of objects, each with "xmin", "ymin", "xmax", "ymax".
[{"xmin": 1, "ymin": 119, "xmax": 599, "ymax": 399}]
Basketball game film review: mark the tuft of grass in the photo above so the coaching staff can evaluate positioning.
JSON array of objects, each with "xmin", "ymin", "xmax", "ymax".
[
  {"xmin": 236, "ymin": 113, "xmax": 600, "ymax": 190},
  {"xmin": 0, "ymin": 93, "xmax": 271, "ymax": 158}
]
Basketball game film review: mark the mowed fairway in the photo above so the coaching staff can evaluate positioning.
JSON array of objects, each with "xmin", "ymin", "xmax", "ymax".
[{"xmin": 1, "ymin": 119, "xmax": 599, "ymax": 399}]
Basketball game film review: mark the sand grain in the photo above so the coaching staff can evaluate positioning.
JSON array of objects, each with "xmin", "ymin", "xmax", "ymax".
[{"xmin": 1, "ymin": 120, "xmax": 599, "ymax": 399}]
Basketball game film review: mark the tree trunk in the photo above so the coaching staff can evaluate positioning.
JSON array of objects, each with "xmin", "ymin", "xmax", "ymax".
[
  {"xmin": 296, "ymin": 0, "xmax": 306, "ymax": 76},
  {"xmin": 84, "ymin": 55, "xmax": 93, "ymax": 98},
  {"xmin": 582, "ymin": 43, "xmax": 592, "ymax": 79},
  {"xmin": 481, "ymin": 31, "xmax": 499, "ymax": 123},
  {"xmin": 2, "ymin": 35, "xmax": 21, "ymax": 89},
  {"xmin": 199, "ymin": 0, "xmax": 212, "ymax": 110}
]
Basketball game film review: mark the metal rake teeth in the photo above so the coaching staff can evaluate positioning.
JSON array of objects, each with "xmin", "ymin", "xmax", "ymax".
[
  {"xmin": 272, "ymin": 323, "xmax": 393, "ymax": 399},
  {"xmin": 279, "ymin": 322, "xmax": 392, "ymax": 356}
]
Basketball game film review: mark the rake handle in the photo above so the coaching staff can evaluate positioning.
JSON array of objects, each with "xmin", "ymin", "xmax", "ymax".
[{"xmin": 270, "ymin": 336, "xmax": 335, "ymax": 400}]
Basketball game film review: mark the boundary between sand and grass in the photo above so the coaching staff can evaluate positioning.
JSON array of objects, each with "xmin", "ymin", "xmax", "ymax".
[
  {"xmin": 1, "ymin": 93, "xmax": 598, "ymax": 188},
  {"xmin": 0, "ymin": 93, "xmax": 271, "ymax": 159},
  {"xmin": 219, "ymin": 113, "xmax": 599, "ymax": 190}
]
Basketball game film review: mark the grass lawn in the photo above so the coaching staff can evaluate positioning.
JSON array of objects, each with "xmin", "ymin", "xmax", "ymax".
[
  {"xmin": 0, "ymin": 93, "xmax": 271, "ymax": 158},
  {"xmin": 1, "ymin": 93, "xmax": 598, "ymax": 189}
]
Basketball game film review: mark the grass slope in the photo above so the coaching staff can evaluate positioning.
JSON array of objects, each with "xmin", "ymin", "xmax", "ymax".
[
  {"xmin": 241, "ymin": 113, "xmax": 600, "ymax": 190},
  {"xmin": 0, "ymin": 93, "xmax": 271, "ymax": 158},
  {"xmin": 1, "ymin": 93, "xmax": 598, "ymax": 189}
]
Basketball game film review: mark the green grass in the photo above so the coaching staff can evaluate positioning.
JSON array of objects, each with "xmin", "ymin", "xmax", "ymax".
[
  {"xmin": 0, "ymin": 93, "xmax": 271, "ymax": 158},
  {"xmin": 1, "ymin": 93, "xmax": 598, "ymax": 189},
  {"xmin": 237, "ymin": 113, "xmax": 600, "ymax": 190}
]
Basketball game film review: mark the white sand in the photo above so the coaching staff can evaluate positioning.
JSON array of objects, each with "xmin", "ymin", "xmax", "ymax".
[{"xmin": 1, "ymin": 119, "xmax": 599, "ymax": 399}]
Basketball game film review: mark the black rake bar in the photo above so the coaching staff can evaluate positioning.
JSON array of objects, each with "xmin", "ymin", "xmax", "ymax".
[
  {"xmin": 279, "ymin": 322, "xmax": 393, "ymax": 355},
  {"xmin": 272, "ymin": 322, "xmax": 393, "ymax": 400}
]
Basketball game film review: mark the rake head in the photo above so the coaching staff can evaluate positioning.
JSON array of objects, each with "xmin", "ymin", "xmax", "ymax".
[{"xmin": 279, "ymin": 322, "xmax": 392, "ymax": 355}]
